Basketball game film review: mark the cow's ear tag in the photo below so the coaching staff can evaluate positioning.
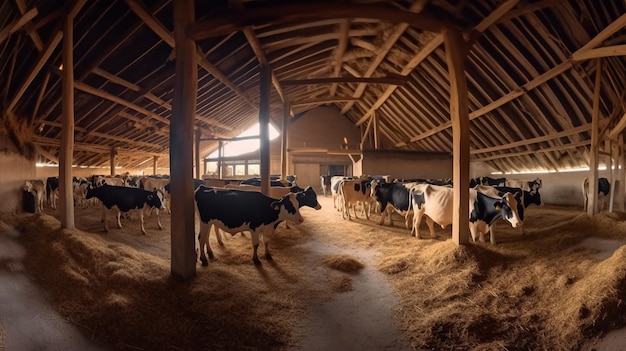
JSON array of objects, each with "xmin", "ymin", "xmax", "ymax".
[
  {"xmin": 495, "ymin": 204, "xmax": 501, "ymax": 211},
  {"xmin": 274, "ymin": 205, "xmax": 279, "ymax": 210}
]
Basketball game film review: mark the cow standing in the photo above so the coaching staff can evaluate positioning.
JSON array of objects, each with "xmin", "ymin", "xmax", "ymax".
[
  {"xmin": 410, "ymin": 184, "xmax": 522, "ymax": 244},
  {"xmin": 370, "ymin": 180, "xmax": 418, "ymax": 229},
  {"xmin": 195, "ymin": 186, "xmax": 304, "ymax": 266},
  {"xmin": 338, "ymin": 178, "xmax": 376, "ymax": 220},
  {"xmin": 85, "ymin": 184, "xmax": 166, "ymax": 235},
  {"xmin": 582, "ymin": 177, "xmax": 610, "ymax": 212},
  {"xmin": 24, "ymin": 179, "xmax": 46, "ymax": 213},
  {"xmin": 46, "ymin": 176, "xmax": 59, "ymax": 209}
]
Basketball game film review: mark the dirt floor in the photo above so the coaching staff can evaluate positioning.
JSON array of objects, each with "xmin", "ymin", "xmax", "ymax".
[{"xmin": 1, "ymin": 194, "xmax": 626, "ymax": 350}]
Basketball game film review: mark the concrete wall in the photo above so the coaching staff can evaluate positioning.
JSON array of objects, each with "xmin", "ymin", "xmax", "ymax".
[{"xmin": 0, "ymin": 139, "xmax": 36, "ymax": 213}]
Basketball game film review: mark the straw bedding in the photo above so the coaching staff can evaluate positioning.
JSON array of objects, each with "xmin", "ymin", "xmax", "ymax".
[{"xmin": 1, "ymin": 198, "xmax": 625, "ymax": 350}]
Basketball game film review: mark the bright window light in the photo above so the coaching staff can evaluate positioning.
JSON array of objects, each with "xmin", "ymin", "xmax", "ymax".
[{"xmin": 208, "ymin": 123, "xmax": 280, "ymax": 158}]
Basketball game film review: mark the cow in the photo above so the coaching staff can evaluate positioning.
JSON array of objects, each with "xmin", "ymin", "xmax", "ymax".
[
  {"xmin": 338, "ymin": 178, "xmax": 376, "ymax": 220},
  {"xmin": 476, "ymin": 176, "xmax": 507, "ymax": 187},
  {"xmin": 223, "ymin": 183, "xmax": 304, "ymax": 200},
  {"xmin": 73, "ymin": 178, "xmax": 92, "ymax": 208},
  {"xmin": 410, "ymin": 184, "xmax": 522, "ymax": 245},
  {"xmin": 24, "ymin": 179, "xmax": 46, "ymax": 213},
  {"xmin": 194, "ymin": 186, "xmax": 304, "ymax": 265},
  {"xmin": 370, "ymin": 180, "xmax": 419, "ymax": 228},
  {"xmin": 85, "ymin": 184, "xmax": 166, "ymax": 235},
  {"xmin": 504, "ymin": 178, "xmax": 542, "ymax": 193},
  {"xmin": 582, "ymin": 177, "xmax": 611, "ymax": 212},
  {"xmin": 330, "ymin": 176, "xmax": 350, "ymax": 210},
  {"xmin": 46, "ymin": 176, "xmax": 59, "ymax": 209},
  {"xmin": 240, "ymin": 176, "xmax": 295, "ymax": 187},
  {"xmin": 212, "ymin": 186, "xmax": 322, "ymax": 250},
  {"xmin": 320, "ymin": 175, "xmax": 333, "ymax": 196},
  {"xmin": 492, "ymin": 185, "xmax": 542, "ymax": 235}
]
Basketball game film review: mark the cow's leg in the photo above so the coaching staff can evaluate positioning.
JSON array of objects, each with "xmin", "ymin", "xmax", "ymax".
[
  {"xmin": 411, "ymin": 210, "xmax": 423, "ymax": 238},
  {"xmin": 102, "ymin": 206, "xmax": 110, "ymax": 233},
  {"xmin": 213, "ymin": 225, "xmax": 224, "ymax": 247},
  {"xmin": 154, "ymin": 207, "xmax": 163, "ymax": 230},
  {"xmin": 262, "ymin": 233, "xmax": 273, "ymax": 261},
  {"xmin": 139, "ymin": 209, "xmax": 147, "ymax": 235},
  {"xmin": 404, "ymin": 211, "xmax": 414, "ymax": 230},
  {"xmin": 116, "ymin": 211, "xmax": 123, "ymax": 229},
  {"xmin": 489, "ymin": 227, "xmax": 496, "ymax": 245},
  {"xmin": 250, "ymin": 231, "xmax": 262, "ymax": 265},
  {"xmin": 378, "ymin": 205, "xmax": 387, "ymax": 225},
  {"xmin": 197, "ymin": 222, "xmax": 211, "ymax": 266},
  {"xmin": 425, "ymin": 217, "xmax": 436, "ymax": 238}
]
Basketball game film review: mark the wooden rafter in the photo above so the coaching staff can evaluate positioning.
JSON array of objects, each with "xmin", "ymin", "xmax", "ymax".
[
  {"xmin": 0, "ymin": 7, "xmax": 38, "ymax": 45},
  {"xmin": 190, "ymin": 2, "xmax": 450, "ymax": 40},
  {"xmin": 281, "ymin": 75, "xmax": 408, "ymax": 86},
  {"xmin": 243, "ymin": 27, "xmax": 285, "ymax": 102}
]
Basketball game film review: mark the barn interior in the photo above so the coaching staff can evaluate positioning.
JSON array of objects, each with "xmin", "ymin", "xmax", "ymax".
[{"xmin": 2, "ymin": 0, "xmax": 626, "ymax": 350}]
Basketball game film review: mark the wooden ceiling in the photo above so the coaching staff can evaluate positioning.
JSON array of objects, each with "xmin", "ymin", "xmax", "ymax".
[{"xmin": 1, "ymin": 0, "xmax": 626, "ymax": 173}]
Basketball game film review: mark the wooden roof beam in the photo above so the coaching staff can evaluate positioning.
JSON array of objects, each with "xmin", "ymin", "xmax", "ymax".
[
  {"xmin": 90, "ymin": 66, "xmax": 232, "ymax": 134},
  {"xmin": 0, "ymin": 7, "xmax": 38, "ymax": 45},
  {"xmin": 357, "ymin": 0, "xmax": 519, "ymax": 127},
  {"xmin": 282, "ymin": 75, "xmax": 408, "ymax": 86},
  {"xmin": 14, "ymin": 0, "xmax": 43, "ymax": 51},
  {"xmin": 34, "ymin": 135, "xmax": 167, "ymax": 158},
  {"xmin": 330, "ymin": 20, "xmax": 349, "ymax": 97},
  {"xmin": 124, "ymin": 0, "xmax": 257, "ymax": 110},
  {"xmin": 189, "ymin": 2, "xmax": 450, "ymax": 40},
  {"xmin": 291, "ymin": 97, "xmax": 360, "ymax": 107},
  {"xmin": 243, "ymin": 27, "xmax": 285, "ymax": 102}
]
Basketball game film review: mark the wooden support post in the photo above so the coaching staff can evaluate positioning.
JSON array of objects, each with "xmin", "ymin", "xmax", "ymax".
[
  {"xmin": 195, "ymin": 128, "xmax": 201, "ymax": 179},
  {"xmin": 110, "ymin": 147, "xmax": 117, "ymax": 176},
  {"xmin": 59, "ymin": 13, "xmax": 75, "ymax": 229},
  {"xmin": 259, "ymin": 64, "xmax": 271, "ymax": 196},
  {"xmin": 153, "ymin": 156, "xmax": 159, "ymax": 175},
  {"xmin": 587, "ymin": 58, "xmax": 602, "ymax": 216},
  {"xmin": 281, "ymin": 101, "xmax": 290, "ymax": 179},
  {"xmin": 170, "ymin": 0, "xmax": 197, "ymax": 280},
  {"xmin": 373, "ymin": 110, "xmax": 379, "ymax": 149},
  {"xmin": 615, "ymin": 134, "xmax": 625, "ymax": 211},
  {"xmin": 218, "ymin": 140, "xmax": 223, "ymax": 179},
  {"xmin": 445, "ymin": 28, "xmax": 470, "ymax": 245}
]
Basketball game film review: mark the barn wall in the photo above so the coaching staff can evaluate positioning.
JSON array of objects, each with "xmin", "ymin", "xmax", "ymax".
[
  {"xmin": 0, "ymin": 140, "xmax": 36, "ymax": 213},
  {"xmin": 288, "ymin": 106, "xmax": 361, "ymax": 150},
  {"xmin": 359, "ymin": 150, "xmax": 452, "ymax": 180},
  {"xmin": 36, "ymin": 167, "xmax": 148, "ymax": 179},
  {"xmin": 500, "ymin": 170, "xmax": 617, "ymax": 208}
]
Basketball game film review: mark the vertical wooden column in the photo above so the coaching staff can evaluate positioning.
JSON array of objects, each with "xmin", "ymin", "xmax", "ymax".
[
  {"xmin": 110, "ymin": 147, "xmax": 117, "ymax": 176},
  {"xmin": 445, "ymin": 28, "xmax": 470, "ymax": 245},
  {"xmin": 259, "ymin": 64, "xmax": 271, "ymax": 195},
  {"xmin": 280, "ymin": 101, "xmax": 290, "ymax": 179},
  {"xmin": 170, "ymin": 0, "xmax": 197, "ymax": 280},
  {"xmin": 217, "ymin": 140, "xmax": 223, "ymax": 179},
  {"xmin": 153, "ymin": 156, "xmax": 159, "ymax": 175},
  {"xmin": 587, "ymin": 58, "xmax": 602, "ymax": 216},
  {"xmin": 373, "ymin": 110, "xmax": 379, "ymax": 149},
  {"xmin": 59, "ymin": 13, "xmax": 75, "ymax": 229},
  {"xmin": 195, "ymin": 128, "xmax": 201, "ymax": 179},
  {"xmin": 615, "ymin": 134, "xmax": 625, "ymax": 211}
]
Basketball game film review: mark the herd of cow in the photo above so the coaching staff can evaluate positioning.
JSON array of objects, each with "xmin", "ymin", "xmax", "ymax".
[
  {"xmin": 20, "ymin": 173, "xmax": 613, "ymax": 265},
  {"xmin": 22, "ymin": 174, "xmax": 321, "ymax": 265},
  {"xmin": 324, "ymin": 175, "xmax": 543, "ymax": 245}
]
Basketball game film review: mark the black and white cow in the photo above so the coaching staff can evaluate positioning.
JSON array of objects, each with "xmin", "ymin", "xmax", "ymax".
[
  {"xmin": 85, "ymin": 184, "xmax": 166, "ymax": 235},
  {"xmin": 370, "ymin": 180, "xmax": 418, "ymax": 229},
  {"xmin": 582, "ymin": 177, "xmax": 611, "ymax": 212},
  {"xmin": 472, "ymin": 176, "xmax": 507, "ymax": 187},
  {"xmin": 320, "ymin": 175, "xmax": 332, "ymax": 197},
  {"xmin": 505, "ymin": 178, "xmax": 542, "ymax": 193},
  {"xmin": 410, "ymin": 184, "xmax": 522, "ymax": 244},
  {"xmin": 46, "ymin": 176, "xmax": 59, "ymax": 209},
  {"xmin": 194, "ymin": 186, "xmax": 304, "ymax": 266}
]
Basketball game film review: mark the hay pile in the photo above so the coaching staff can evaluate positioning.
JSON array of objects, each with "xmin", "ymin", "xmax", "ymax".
[
  {"xmin": 2, "ymin": 212, "xmax": 322, "ymax": 350},
  {"xmin": 2, "ymin": 199, "xmax": 626, "ymax": 350}
]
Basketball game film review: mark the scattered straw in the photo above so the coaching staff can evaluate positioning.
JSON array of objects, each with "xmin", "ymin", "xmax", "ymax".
[{"xmin": 322, "ymin": 254, "xmax": 364, "ymax": 273}]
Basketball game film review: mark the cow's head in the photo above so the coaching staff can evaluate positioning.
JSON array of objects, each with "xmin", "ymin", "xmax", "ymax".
[
  {"xmin": 498, "ymin": 192, "xmax": 523, "ymax": 228},
  {"xmin": 296, "ymin": 186, "xmax": 321, "ymax": 210},
  {"xmin": 272, "ymin": 193, "xmax": 304, "ymax": 224},
  {"xmin": 23, "ymin": 181, "xmax": 33, "ymax": 192},
  {"xmin": 148, "ymin": 189, "xmax": 167, "ymax": 211}
]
